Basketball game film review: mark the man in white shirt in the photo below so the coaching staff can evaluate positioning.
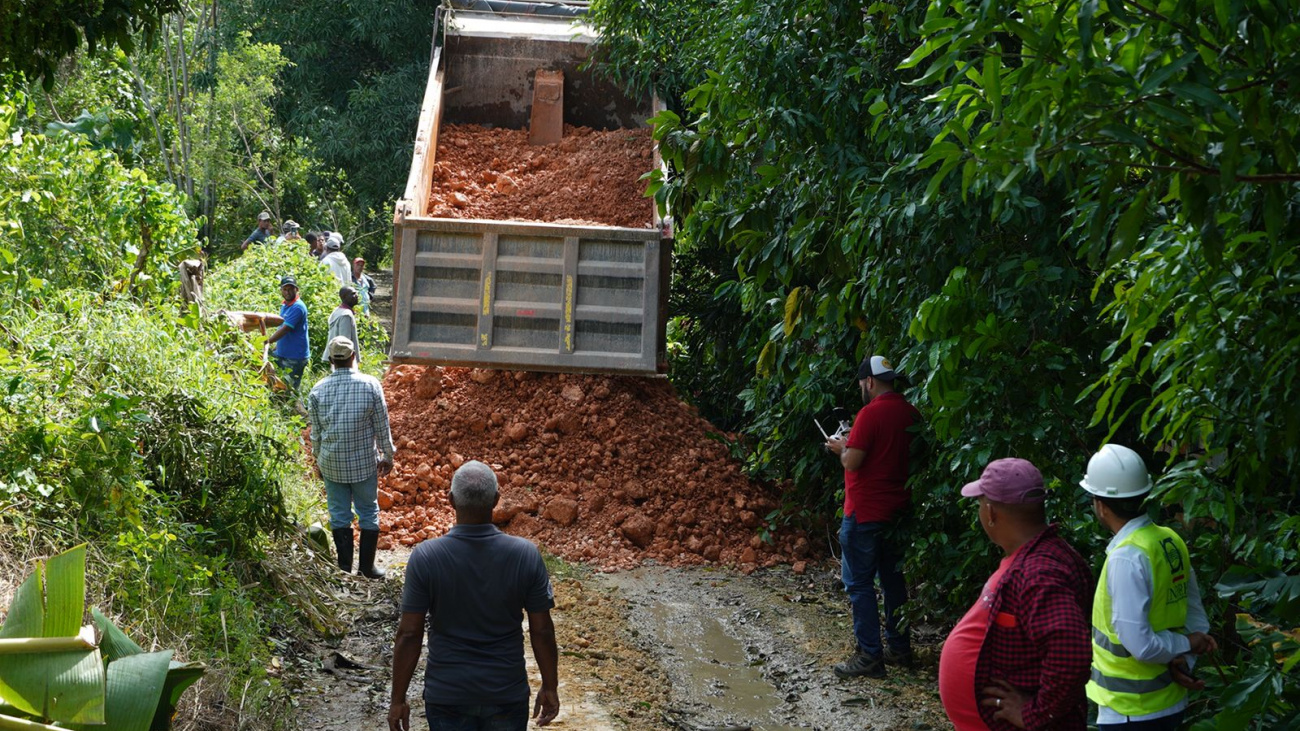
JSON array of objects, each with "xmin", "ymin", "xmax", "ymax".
[
  {"xmin": 1081, "ymin": 444, "xmax": 1216, "ymax": 731},
  {"xmin": 323, "ymin": 286, "xmax": 360, "ymax": 364},
  {"xmin": 321, "ymin": 235, "xmax": 352, "ymax": 287}
]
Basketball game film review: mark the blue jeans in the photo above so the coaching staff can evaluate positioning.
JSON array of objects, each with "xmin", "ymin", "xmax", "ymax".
[
  {"xmin": 426, "ymin": 702, "xmax": 529, "ymax": 731},
  {"xmin": 271, "ymin": 355, "xmax": 308, "ymax": 392},
  {"xmin": 840, "ymin": 515, "xmax": 910, "ymax": 658},
  {"xmin": 323, "ymin": 473, "xmax": 379, "ymax": 530}
]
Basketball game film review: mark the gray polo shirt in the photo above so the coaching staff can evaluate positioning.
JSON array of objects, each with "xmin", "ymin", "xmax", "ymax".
[{"xmin": 401, "ymin": 524, "xmax": 555, "ymax": 705}]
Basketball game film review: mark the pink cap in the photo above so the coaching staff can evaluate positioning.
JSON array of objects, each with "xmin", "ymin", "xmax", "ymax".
[{"xmin": 961, "ymin": 458, "xmax": 1046, "ymax": 504}]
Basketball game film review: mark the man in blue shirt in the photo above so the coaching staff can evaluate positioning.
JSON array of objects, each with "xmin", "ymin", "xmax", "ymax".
[
  {"xmin": 241, "ymin": 211, "xmax": 274, "ymax": 251},
  {"xmin": 265, "ymin": 275, "xmax": 310, "ymax": 392},
  {"xmin": 389, "ymin": 461, "xmax": 559, "ymax": 731}
]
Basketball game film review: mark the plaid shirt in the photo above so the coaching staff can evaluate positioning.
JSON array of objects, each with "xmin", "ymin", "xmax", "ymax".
[
  {"xmin": 975, "ymin": 525, "xmax": 1093, "ymax": 731},
  {"xmin": 308, "ymin": 368, "xmax": 396, "ymax": 483}
]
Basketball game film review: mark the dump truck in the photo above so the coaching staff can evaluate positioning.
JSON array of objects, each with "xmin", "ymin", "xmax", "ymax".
[{"xmin": 389, "ymin": 1, "xmax": 672, "ymax": 376}]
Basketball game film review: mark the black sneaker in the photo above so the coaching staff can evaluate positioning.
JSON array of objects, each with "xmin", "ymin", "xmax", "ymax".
[
  {"xmin": 883, "ymin": 646, "xmax": 914, "ymax": 668},
  {"xmin": 833, "ymin": 651, "xmax": 886, "ymax": 679}
]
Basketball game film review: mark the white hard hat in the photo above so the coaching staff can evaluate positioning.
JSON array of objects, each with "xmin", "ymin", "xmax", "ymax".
[{"xmin": 1080, "ymin": 444, "xmax": 1152, "ymax": 498}]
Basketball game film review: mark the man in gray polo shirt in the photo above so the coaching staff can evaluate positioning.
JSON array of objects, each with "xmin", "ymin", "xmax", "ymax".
[{"xmin": 389, "ymin": 461, "xmax": 559, "ymax": 731}]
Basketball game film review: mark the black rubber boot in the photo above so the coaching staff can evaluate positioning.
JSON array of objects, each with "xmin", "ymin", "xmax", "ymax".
[
  {"xmin": 332, "ymin": 527, "xmax": 354, "ymax": 573},
  {"xmin": 358, "ymin": 529, "xmax": 386, "ymax": 579}
]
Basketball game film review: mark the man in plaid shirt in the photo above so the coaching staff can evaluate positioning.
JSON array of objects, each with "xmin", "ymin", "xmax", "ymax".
[
  {"xmin": 941, "ymin": 458, "xmax": 1093, "ymax": 731},
  {"xmin": 310, "ymin": 335, "xmax": 396, "ymax": 579}
]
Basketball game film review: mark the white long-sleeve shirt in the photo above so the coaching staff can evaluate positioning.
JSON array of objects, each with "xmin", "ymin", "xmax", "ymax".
[
  {"xmin": 321, "ymin": 251, "xmax": 352, "ymax": 288},
  {"xmin": 1097, "ymin": 515, "xmax": 1209, "ymax": 724}
]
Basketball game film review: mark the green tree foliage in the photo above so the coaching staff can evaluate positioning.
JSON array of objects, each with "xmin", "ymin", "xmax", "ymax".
[
  {"xmin": 592, "ymin": 0, "xmax": 1299, "ymax": 723},
  {"xmin": 238, "ymin": 0, "xmax": 441, "ymax": 258},
  {"xmin": 0, "ymin": 0, "xmax": 180, "ymax": 87},
  {"xmin": 0, "ymin": 96, "xmax": 194, "ymax": 303},
  {"xmin": 0, "ymin": 87, "xmax": 326, "ymax": 724}
]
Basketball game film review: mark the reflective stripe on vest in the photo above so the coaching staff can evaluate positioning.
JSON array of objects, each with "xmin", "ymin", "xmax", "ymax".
[
  {"xmin": 1087, "ymin": 523, "xmax": 1190, "ymax": 716},
  {"xmin": 1090, "ymin": 667, "xmax": 1173, "ymax": 694},
  {"xmin": 1092, "ymin": 627, "xmax": 1131, "ymax": 658}
]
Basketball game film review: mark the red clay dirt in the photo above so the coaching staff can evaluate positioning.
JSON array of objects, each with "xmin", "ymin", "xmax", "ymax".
[
  {"xmin": 376, "ymin": 366, "xmax": 813, "ymax": 571},
  {"xmin": 426, "ymin": 124, "xmax": 656, "ymax": 229}
]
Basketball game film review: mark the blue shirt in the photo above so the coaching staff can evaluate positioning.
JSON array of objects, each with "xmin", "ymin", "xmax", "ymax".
[
  {"xmin": 275, "ymin": 298, "xmax": 310, "ymax": 360},
  {"xmin": 400, "ymin": 524, "xmax": 555, "ymax": 705},
  {"xmin": 245, "ymin": 226, "xmax": 270, "ymax": 246}
]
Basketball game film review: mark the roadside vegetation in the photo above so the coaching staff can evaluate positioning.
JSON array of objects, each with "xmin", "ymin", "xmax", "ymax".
[
  {"xmin": 0, "ymin": 85, "xmax": 368, "ymax": 726},
  {"xmin": 590, "ymin": 0, "xmax": 1300, "ymax": 726}
]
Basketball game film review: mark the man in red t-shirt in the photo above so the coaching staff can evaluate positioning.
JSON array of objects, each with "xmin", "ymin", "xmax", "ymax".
[
  {"xmin": 826, "ymin": 355, "xmax": 920, "ymax": 678},
  {"xmin": 941, "ymin": 458, "xmax": 1092, "ymax": 730}
]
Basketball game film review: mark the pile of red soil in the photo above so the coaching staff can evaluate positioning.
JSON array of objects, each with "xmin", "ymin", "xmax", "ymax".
[
  {"xmin": 376, "ymin": 366, "xmax": 813, "ymax": 571},
  {"xmin": 426, "ymin": 124, "xmax": 656, "ymax": 229}
]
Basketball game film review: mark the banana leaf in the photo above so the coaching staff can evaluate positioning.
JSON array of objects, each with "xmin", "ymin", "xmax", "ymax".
[
  {"xmin": 67, "ymin": 651, "xmax": 173, "ymax": 731},
  {"xmin": 0, "ymin": 546, "xmax": 105, "ymax": 724}
]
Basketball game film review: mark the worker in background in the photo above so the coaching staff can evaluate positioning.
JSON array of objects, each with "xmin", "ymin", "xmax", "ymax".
[
  {"xmin": 263, "ymin": 275, "xmax": 310, "ymax": 393},
  {"xmin": 824, "ymin": 355, "xmax": 919, "ymax": 678},
  {"xmin": 276, "ymin": 219, "xmax": 303, "ymax": 245},
  {"xmin": 309, "ymin": 336, "xmax": 395, "ymax": 579},
  {"xmin": 178, "ymin": 259, "xmax": 205, "ymax": 315},
  {"xmin": 305, "ymin": 231, "xmax": 323, "ymax": 260},
  {"xmin": 241, "ymin": 211, "xmax": 274, "ymax": 251},
  {"xmin": 324, "ymin": 286, "xmax": 360, "ymax": 364},
  {"xmin": 389, "ymin": 461, "xmax": 559, "ymax": 731},
  {"xmin": 321, "ymin": 234, "xmax": 352, "ymax": 287},
  {"xmin": 944, "ymin": 458, "xmax": 1092, "ymax": 730},
  {"xmin": 1081, "ymin": 444, "xmax": 1215, "ymax": 731},
  {"xmin": 353, "ymin": 257, "xmax": 376, "ymax": 316}
]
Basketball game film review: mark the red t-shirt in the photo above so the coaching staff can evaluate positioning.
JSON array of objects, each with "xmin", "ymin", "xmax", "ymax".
[
  {"xmin": 939, "ymin": 553, "xmax": 1015, "ymax": 731},
  {"xmin": 843, "ymin": 391, "xmax": 919, "ymax": 523}
]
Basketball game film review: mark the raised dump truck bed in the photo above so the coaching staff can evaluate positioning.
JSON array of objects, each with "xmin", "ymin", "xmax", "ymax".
[{"xmin": 391, "ymin": 5, "xmax": 671, "ymax": 375}]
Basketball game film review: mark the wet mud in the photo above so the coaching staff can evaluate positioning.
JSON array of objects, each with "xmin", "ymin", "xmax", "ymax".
[{"xmin": 289, "ymin": 558, "xmax": 946, "ymax": 731}]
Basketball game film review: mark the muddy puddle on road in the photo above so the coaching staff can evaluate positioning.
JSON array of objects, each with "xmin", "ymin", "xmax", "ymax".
[
  {"xmin": 648, "ymin": 598, "xmax": 804, "ymax": 730},
  {"xmin": 603, "ymin": 566, "xmax": 946, "ymax": 731},
  {"xmin": 290, "ymin": 560, "xmax": 946, "ymax": 731}
]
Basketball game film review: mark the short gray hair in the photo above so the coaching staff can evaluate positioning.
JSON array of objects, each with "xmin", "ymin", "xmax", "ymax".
[{"xmin": 450, "ymin": 460, "xmax": 498, "ymax": 510}]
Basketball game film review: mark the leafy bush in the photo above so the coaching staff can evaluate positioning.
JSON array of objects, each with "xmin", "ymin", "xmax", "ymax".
[
  {"xmin": 0, "ymin": 292, "xmax": 295, "ymax": 546},
  {"xmin": 206, "ymin": 241, "xmax": 389, "ymax": 375}
]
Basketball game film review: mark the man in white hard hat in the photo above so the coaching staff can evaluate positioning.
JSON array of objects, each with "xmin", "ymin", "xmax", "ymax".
[{"xmin": 1081, "ymin": 444, "xmax": 1215, "ymax": 731}]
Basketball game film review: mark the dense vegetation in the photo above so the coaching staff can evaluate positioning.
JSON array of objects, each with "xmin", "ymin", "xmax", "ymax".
[
  {"xmin": 0, "ymin": 87, "xmax": 361, "ymax": 726},
  {"xmin": 591, "ymin": 0, "xmax": 1299, "ymax": 725}
]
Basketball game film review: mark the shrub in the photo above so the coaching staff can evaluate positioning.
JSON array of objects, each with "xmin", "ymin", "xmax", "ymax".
[{"xmin": 205, "ymin": 242, "xmax": 389, "ymax": 375}]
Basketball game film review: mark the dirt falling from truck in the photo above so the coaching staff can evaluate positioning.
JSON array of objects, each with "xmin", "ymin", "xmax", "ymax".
[
  {"xmin": 376, "ymin": 366, "xmax": 817, "ymax": 571},
  {"xmin": 426, "ymin": 124, "xmax": 656, "ymax": 228}
]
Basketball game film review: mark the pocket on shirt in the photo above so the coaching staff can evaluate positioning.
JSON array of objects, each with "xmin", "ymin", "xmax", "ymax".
[{"xmin": 994, "ymin": 612, "xmax": 1018, "ymax": 628}]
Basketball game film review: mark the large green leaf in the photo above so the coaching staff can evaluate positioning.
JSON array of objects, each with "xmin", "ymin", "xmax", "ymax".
[
  {"xmin": 90, "ymin": 609, "xmax": 144, "ymax": 663},
  {"xmin": 0, "ymin": 547, "xmax": 105, "ymax": 724},
  {"xmin": 41, "ymin": 546, "xmax": 86, "ymax": 638},
  {"xmin": 68, "ymin": 651, "xmax": 173, "ymax": 731},
  {"xmin": 149, "ymin": 661, "xmax": 206, "ymax": 731}
]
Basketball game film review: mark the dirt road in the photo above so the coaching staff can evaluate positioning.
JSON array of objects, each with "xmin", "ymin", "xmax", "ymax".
[{"xmin": 288, "ymin": 556, "xmax": 946, "ymax": 730}]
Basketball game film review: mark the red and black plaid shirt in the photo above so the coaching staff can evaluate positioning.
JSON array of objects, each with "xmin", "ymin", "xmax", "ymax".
[{"xmin": 974, "ymin": 524, "xmax": 1093, "ymax": 731}]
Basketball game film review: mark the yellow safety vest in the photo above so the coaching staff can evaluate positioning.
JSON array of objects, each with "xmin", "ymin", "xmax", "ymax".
[{"xmin": 1087, "ymin": 522, "xmax": 1191, "ymax": 715}]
